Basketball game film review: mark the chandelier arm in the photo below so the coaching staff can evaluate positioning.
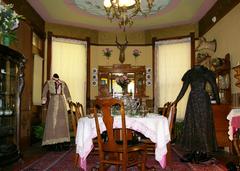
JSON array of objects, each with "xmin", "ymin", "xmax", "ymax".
[{"xmin": 103, "ymin": 0, "xmax": 154, "ymax": 31}]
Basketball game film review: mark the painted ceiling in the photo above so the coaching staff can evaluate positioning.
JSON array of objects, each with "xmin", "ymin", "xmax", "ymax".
[{"xmin": 26, "ymin": 0, "xmax": 217, "ymax": 31}]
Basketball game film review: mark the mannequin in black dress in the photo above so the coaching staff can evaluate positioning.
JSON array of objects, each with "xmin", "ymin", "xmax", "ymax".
[{"xmin": 174, "ymin": 65, "xmax": 220, "ymax": 162}]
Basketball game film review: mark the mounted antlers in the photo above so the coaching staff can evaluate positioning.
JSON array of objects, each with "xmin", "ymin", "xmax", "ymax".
[
  {"xmin": 116, "ymin": 36, "xmax": 128, "ymax": 64},
  {"xmin": 195, "ymin": 37, "xmax": 217, "ymax": 52}
]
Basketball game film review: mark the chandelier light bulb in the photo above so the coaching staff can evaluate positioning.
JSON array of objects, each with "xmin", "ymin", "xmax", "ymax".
[
  {"xmin": 103, "ymin": 0, "xmax": 111, "ymax": 8},
  {"xmin": 119, "ymin": 0, "xmax": 136, "ymax": 7}
]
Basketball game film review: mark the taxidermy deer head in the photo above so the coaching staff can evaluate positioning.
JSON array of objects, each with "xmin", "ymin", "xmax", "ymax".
[
  {"xmin": 195, "ymin": 37, "xmax": 217, "ymax": 52},
  {"xmin": 116, "ymin": 36, "xmax": 128, "ymax": 64}
]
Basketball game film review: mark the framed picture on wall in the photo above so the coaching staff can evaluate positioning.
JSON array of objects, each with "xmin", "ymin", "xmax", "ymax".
[
  {"xmin": 92, "ymin": 80, "xmax": 97, "ymax": 86},
  {"xmin": 146, "ymin": 79, "xmax": 152, "ymax": 86},
  {"xmin": 146, "ymin": 67, "xmax": 152, "ymax": 73}
]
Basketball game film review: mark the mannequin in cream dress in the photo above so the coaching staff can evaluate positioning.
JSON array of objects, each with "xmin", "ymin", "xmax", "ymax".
[{"xmin": 41, "ymin": 73, "xmax": 71, "ymax": 150}]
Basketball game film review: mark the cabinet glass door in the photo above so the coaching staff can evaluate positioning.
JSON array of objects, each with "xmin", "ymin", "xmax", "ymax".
[{"xmin": 0, "ymin": 58, "xmax": 17, "ymax": 144}]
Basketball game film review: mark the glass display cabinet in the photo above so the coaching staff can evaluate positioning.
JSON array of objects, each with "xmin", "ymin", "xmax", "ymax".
[
  {"xmin": 98, "ymin": 64, "xmax": 146, "ymax": 98},
  {"xmin": 213, "ymin": 53, "xmax": 231, "ymax": 104},
  {"xmin": 0, "ymin": 45, "xmax": 25, "ymax": 165}
]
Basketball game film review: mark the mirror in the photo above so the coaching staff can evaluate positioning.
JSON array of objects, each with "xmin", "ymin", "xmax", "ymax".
[
  {"xmin": 110, "ymin": 73, "xmax": 135, "ymax": 96},
  {"xmin": 98, "ymin": 64, "xmax": 146, "ymax": 98}
]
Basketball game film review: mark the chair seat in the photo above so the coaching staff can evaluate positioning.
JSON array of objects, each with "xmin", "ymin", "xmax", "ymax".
[
  {"xmin": 103, "ymin": 142, "xmax": 146, "ymax": 152},
  {"xmin": 115, "ymin": 139, "xmax": 141, "ymax": 146}
]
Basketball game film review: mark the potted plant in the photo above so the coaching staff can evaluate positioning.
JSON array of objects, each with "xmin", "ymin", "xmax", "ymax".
[
  {"xmin": 32, "ymin": 124, "xmax": 44, "ymax": 141},
  {"xmin": 0, "ymin": 2, "xmax": 24, "ymax": 46}
]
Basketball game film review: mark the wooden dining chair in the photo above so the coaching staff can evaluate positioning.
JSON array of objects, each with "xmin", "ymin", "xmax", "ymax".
[
  {"xmin": 167, "ymin": 104, "xmax": 177, "ymax": 136},
  {"xmin": 75, "ymin": 102, "xmax": 85, "ymax": 118},
  {"xmin": 93, "ymin": 98, "xmax": 147, "ymax": 171},
  {"xmin": 68, "ymin": 101, "xmax": 82, "ymax": 166},
  {"xmin": 166, "ymin": 103, "xmax": 177, "ymax": 164},
  {"xmin": 233, "ymin": 131, "xmax": 240, "ymax": 165},
  {"xmin": 162, "ymin": 102, "xmax": 172, "ymax": 118}
]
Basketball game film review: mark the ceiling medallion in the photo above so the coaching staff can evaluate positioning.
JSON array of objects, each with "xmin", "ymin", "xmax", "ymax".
[
  {"xmin": 103, "ymin": 0, "xmax": 154, "ymax": 31},
  {"xmin": 73, "ymin": 0, "xmax": 171, "ymax": 30}
]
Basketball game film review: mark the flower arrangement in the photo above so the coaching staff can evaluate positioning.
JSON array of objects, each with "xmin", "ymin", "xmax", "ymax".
[
  {"xmin": 116, "ymin": 75, "xmax": 131, "ymax": 89},
  {"xmin": 132, "ymin": 49, "xmax": 141, "ymax": 58},
  {"xmin": 0, "ymin": 2, "xmax": 24, "ymax": 44},
  {"xmin": 102, "ymin": 48, "xmax": 113, "ymax": 59}
]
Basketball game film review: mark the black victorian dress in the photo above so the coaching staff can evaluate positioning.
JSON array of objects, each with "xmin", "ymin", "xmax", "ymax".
[{"xmin": 175, "ymin": 65, "xmax": 220, "ymax": 154}]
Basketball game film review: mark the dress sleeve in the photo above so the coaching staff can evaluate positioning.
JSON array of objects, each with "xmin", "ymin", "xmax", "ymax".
[
  {"xmin": 41, "ymin": 81, "xmax": 49, "ymax": 104},
  {"xmin": 207, "ymin": 70, "xmax": 220, "ymax": 104},
  {"xmin": 174, "ymin": 70, "xmax": 191, "ymax": 103},
  {"xmin": 63, "ymin": 82, "xmax": 72, "ymax": 102}
]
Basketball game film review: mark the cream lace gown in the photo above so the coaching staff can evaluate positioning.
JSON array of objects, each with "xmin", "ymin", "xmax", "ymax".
[{"xmin": 41, "ymin": 78, "xmax": 71, "ymax": 146}]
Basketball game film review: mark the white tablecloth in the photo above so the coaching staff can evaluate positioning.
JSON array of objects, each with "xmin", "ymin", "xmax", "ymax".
[{"xmin": 75, "ymin": 113, "xmax": 170, "ymax": 170}]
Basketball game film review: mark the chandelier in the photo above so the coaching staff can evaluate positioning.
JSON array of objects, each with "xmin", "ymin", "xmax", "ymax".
[{"xmin": 103, "ymin": 0, "xmax": 154, "ymax": 31}]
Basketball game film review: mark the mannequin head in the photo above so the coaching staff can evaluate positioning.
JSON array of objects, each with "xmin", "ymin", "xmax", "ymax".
[{"xmin": 53, "ymin": 73, "xmax": 59, "ymax": 79}]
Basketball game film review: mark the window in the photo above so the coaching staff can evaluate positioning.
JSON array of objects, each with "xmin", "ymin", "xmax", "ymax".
[
  {"xmin": 155, "ymin": 38, "xmax": 191, "ymax": 120},
  {"xmin": 51, "ymin": 37, "xmax": 87, "ymax": 110}
]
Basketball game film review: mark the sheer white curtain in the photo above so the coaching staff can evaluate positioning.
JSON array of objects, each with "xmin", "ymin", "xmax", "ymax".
[
  {"xmin": 51, "ymin": 37, "xmax": 87, "ymax": 111},
  {"xmin": 33, "ymin": 54, "xmax": 43, "ymax": 105},
  {"xmin": 155, "ymin": 38, "xmax": 191, "ymax": 120}
]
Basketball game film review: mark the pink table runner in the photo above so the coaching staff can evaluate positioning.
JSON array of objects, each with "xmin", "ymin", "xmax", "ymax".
[
  {"xmin": 227, "ymin": 109, "xmax": 240, "ymax": 140},
  {"xmin": 75, "ymin": 114, "xmax": 170, "ymax": 170}
]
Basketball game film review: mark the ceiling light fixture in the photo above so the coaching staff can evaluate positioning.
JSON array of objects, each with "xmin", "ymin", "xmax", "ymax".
[{"xmin": 103, "ymin": 0, "xmax": 154, "ymax": 31}]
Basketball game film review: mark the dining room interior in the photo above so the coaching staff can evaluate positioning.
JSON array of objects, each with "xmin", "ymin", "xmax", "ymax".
[{"xmin": 1, "ymin": 0, "xmax": 240, "ymax": 170}]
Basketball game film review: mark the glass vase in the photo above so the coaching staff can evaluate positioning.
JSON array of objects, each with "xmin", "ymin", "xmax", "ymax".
[
  {"xmin": 2, "ymin": 35, "xmax": 11, "ymax": 46},
  {"xmin": 122, "ymin": 86, "xmax": 128, "ymax": 95}
]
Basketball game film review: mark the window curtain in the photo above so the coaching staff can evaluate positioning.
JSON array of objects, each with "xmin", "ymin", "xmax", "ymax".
[
  {"xmin": 154, "ymin": 38, "xmax": 191, "ymax": 120},
  {"xmin": 33, "ymin": 54, "xmax": 43, "ymax": 105},
  {"xmin": 51, "ymin": 37, "xmax": 87, "ymax": 111}
]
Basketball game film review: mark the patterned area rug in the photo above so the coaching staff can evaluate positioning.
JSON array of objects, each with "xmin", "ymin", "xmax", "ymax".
[
  {"xmin": 172, "ymin": 145, "xmax": 228, "ymax": 171},
  {"xmin": 15, "ymin": 147, "xmax": 227, "ymax": 171}
]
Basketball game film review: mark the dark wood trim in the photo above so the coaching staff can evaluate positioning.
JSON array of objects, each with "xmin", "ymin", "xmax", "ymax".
[
  {"xmin": 155, "ymin": 35, "xmax": 190, "ymax": 42},
  {"xmin": 152, "ymin": 37, "xmax": 156, "ymax": 108},
  {"xmin": 199, "ymin": 0, "xmax": 240, "ymax": 36},
  {"xmin": 86, "ymin": 37, "xmax": 91, "ymax": 109},
  {"xmin": 51, "ymin": 34, "xmax": 87, "ymax": 42},
  {"xmin": 41, "ymin": 34, "xmax": 46, "ymax": 93},
  {"xmin": 190, "ymin": 32, "xmax": 195, "ymax": 68},
  {"xmin": 47, "ymin": 32, "xmax": 53, "ymax": 80}
]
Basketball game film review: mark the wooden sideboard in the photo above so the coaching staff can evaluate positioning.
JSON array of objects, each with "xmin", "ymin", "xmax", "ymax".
[{"xmin": 212, "ymin": 104, "xmax": 232, "ymax": 152}]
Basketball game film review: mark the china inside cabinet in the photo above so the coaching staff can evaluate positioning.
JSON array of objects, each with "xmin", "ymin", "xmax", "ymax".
[
  {"xmin": 213, "ymin": 53, "xmax": 231, "ymax": 104},
  {"xmin": 98, "ymin": 64, "xmax": 146, "ymax": 98},
  {"xmin": 0, "ymin": 45, "xmax": 25, "ymax": 166}
]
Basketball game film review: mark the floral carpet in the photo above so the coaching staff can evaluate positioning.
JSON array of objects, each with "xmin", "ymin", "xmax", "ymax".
[{"xmin": 15, "ymin": 147, "xmax": 227, "ymax": 171}]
